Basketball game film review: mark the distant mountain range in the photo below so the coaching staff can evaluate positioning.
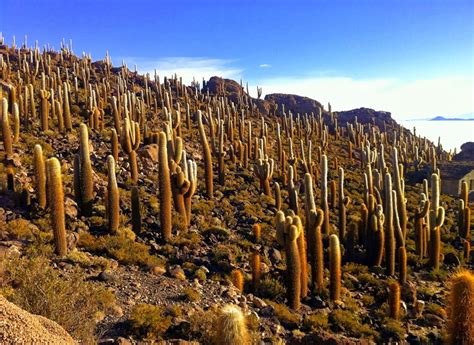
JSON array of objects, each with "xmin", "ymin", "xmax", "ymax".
[{"xmin": 429, "ymin": 113, "xmax": 474, "ymax": 121}]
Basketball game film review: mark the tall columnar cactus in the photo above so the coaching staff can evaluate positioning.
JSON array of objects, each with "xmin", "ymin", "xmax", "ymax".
[
  {"xmin": 460, "ymin": 181, "xmax": 468, "ymax": 206},
  {"xmin": 197, "ymin": 110, "xmax": 213, "ymax": 198},
  {"xmin": 120, "ymin": 118, "xmax": 140, "ymax": 184},
  {"xmin": 447, "ymin": 270, "xmax": 474, "ymax": 345},
  {"xmin": 33, "ymin": 144, "xmax": 46, "ymax": 209},
  {"xmin": 254, "ymin": 143, "xmax": 275, "ymax": 196},
  {"xmin": 158, "ymin": 132, "xmax": 172, "ymax": 241},
  {"xmin": 414, "ymin": 195, "xmax": 430, "ymax": 258},
  {"xmin": 170, "ymin": 162, "xmax": 190, "ymax": 224},
  {"xmin": 286, "ymin": 224, "xmax": 302, "ymax": 310},
  {"xmin": 251, "ymin": 251, "xmax": 261, "ymax": 292},
  {"xmin": 131, "ymin": 186, "xmax": 142, "ymax": 233},
  {"xmin": 46, "ymin": 158, "xmax": 67, "ymax": 256},
  {"xmin": 308, "ymin": 209, "xmax": 324, "ymax": 293},
  {"xmin": 274, "ymin": 182, "xmax": 281, "ymax": 211},
  {"xmin": 392, "ymin": 148, "xmax": 407, "ymax": 241},
  {"xmin": 429, "ymin": 173, "xmax": 445, "ymax": 269},
  {"xmin": 321, "ymin": 154, "xmax": 330, "ymax": 236},
  {"xmin": 62, "ymin": 82, "xmax": 72, "ymax": 131},
  {"xmin": 294, "ymin": 216, "xmax": 308, "ymax": 298},
  {"xmin": 384, "ymin": 173, "xmax": 395, "ymax": 276},
  {"xmin": 182, "ymin": 156, "xmax": 198, "ymax": 225},
  {"xmin": 106, "ymin": 155, "xmax": 119, "ymax": 234},
  {"xmin": 398, "ymin": 246, "xmax": 407, "ymax": 285},
  {"xmin": 111, "ymin": 128, "xmax": 119, "ymax": 161},
  {"xmin": 39, "ymin": 89, "xmax": 50, "ymax": 131},
  {"xmin": 338, "ymin": 167, "xmax": 351, "ymax": 243},
  {"xmin": 1, "ymin": 98, "xmax": 13, "ymax": 158},
  {"xmin": 76, "ymin": 123, "xmax": 94, "ymax": 216},
  {"xmin": 388, "ymin": 281, "xmax": 401, "ymax": 320},
  {"xmin": 329, "ymin": 234, "xmax": 341, "ymax": 302},
  {"xmin": 214, "ymin": 304, "xmax": 249, "ymax": 345}
]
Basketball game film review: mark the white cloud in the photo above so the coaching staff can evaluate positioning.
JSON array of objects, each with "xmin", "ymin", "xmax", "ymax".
[
  {"xmin": 259, "ymin": 64, "xmax": 271, "ymax": 68},
  {"xmin": 118, "ymin": 57, "xmax": 243, "ymax": 85},
  {"xmin": 254, "ymin": 75, "xmax": 473, "ymax": 120}
]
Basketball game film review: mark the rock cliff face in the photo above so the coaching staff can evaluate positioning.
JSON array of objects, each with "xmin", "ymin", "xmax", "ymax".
[
  {"xmin": 204, "ymin": 77, "xmax": 396, "ymax": 128},
  {"xmin": 0, "ymin": 295, "xmax": 75, "ymax": 344},
  {"xmin": 454, "ymin": 142, "xmax": 474, "ymax": 161}
]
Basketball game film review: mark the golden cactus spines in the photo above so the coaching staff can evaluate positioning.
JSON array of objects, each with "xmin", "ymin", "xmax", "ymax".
[
  {"xmin": 46, "ymin": 157, "xmax": 67, "ymax": 257},
  {"xmin": 106, "ymin": 155, "xmax": 119, "ymax": 234},
  {"xmin": 329, "ymin": 234, "xmax": 341, "ymax": 302},
  {"xmin": 251, "ymin": 251, "xmax": 261, "ymax": 292},
  {"xmin": 447, "ymin": 270, "xmax": 474, "ymax": 345},
  {"xmin": 388, "ymin": 281, "xmax": 401, "ymax": 320},
  {"xmin": 214, "ymin": 304, "xmax": 249, "ymax": 345},
  {"xmin": 231, "ymin": 269, "xmax": 244, "ymax": 292},
  {"xmin": 158, "ymin": 131, "xmax": 172, "ymax": 241},
  {"xmin": 33, "ymin": 144, "xmax": 47, "ymax": 209}
]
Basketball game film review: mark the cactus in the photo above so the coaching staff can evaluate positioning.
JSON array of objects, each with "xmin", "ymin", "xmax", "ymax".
[
  {"xmin": 388, "ymin": 281, "xmax": 401, "ymax": 319},
  {"xmin": 158, "ymin": 132, "xmax": 172, "ymax": 241},
  {"xmin": 106, "ymin": 155, "xmax": 119, "ymax": 234},
  {"xmin": 398, "ymin": 246, "xmax": 407, "ymax": 285},
  {"xmin": 182, "ymin": 157, "xmax": 198, "ymax": 225},
  {"xmin": 384, "ymin": 173, "xmax": 395, "ymax": 275},
  {"xmin": 293, "ymin": 216, "xmax": 308, "ymax": 298},
  {"xmin": 392, "ymin": 148, "xmax": 407, "ymax": 241},
  {"xmin": 111, "ymin": 128, "xmax": 119, "ymax": 161},
  {"xmin": 214, "ymin": 304, "xmax": 249, "ymax": 345},
  {"xmin": 251, "ymin": 251, "xmax": 261, "ymax": 292},
  {"xmin": 371, "ymin": 205, "xmax": 385, "ymax": 267},
  {"xmin": 254, "ymin": 143, "xmax": 274, "ymax": 196},
  {"xmin": 286, "ymin": 224, "xmax": 301, "ymax": 309},
  {"xmin": 288, "ymin": 165, "xmax": 299, "ymax": 213},
  {"xmin": 252, "ymin": 223, "xmax": 261, "ymax": 242},
  {"xmin": 33, "ymin": 144, "xmax": 46, "ymax": 208},
  {"xmin": 329, "ymin": 234, "xmax": 341, "ymax": 302},
  {"xmin": 63, "ymin": 82, "xmax": 72, "ymax": 131},
  {"xmin": 120, "ymin": 118, "xmax": 140, "ymax": 184},
  {"xmin": 414, "ymin": 196, "xmax": 430, "ymax": 258},
  {"xmin": 170, "ymin": 161, "xmax": 190, "ymax": 224},
  {"xmin": 76, "ymin": 123, "xmax": 94, "ymax": 216},
  {"xmin": 429, "ymin": 173, "xmax": 445, "ymax": 269},
  {"xmin": 230, "ymin": 269, "xmax": 244, "ymax": 292},
  {"xmin": 1, "ymin": 98, "xmax": 13, "ymax": 158},
  {"xmin": 131, "ymin": 186, "xmax": 142, "ymax": 233},
  {"xmin": 321, "ymin": 154, "xmax": 330, "ymax": 236},
  {"xmin": 308, "ymin": 208, "xmax": 324, "ymax": 293},
  {"xmin": 39, "ymin": 89, "xmax": 50, "ymax": 131},
  {"xmin": 447, "ymin": 270, "xmax": 474, "ymax": 345},
  {"xmin": 460, "ymin": 181, "xmax": 468, "ymax": 206},
  {"xmin": 274, "ymin": 182, "xmax": 281, "ymax": 211},
  {"xmin": 46, "ymin": 158, "xmax": 67, "ymax": 256},
  {"xmin": 338, "ymin": 167, "xmax": 350, "ymax": 243},
  {"xmin": 197, "ymin": 110, "xmax": 213, "ymax": 197}
]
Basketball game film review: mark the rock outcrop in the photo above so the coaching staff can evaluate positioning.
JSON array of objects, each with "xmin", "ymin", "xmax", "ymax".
[
  {"xmin": 453, "ymin": 142, "xmax": 474, "ymax": 161},
  {"xmin": 0, "ymin": 295, "xmax": 75, "ymax": 344}
]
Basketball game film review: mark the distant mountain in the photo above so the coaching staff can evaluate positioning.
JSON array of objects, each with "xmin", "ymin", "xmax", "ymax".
[{"xmin": 430, "ymin": 113, "xmax": 474, "ymax": 121}]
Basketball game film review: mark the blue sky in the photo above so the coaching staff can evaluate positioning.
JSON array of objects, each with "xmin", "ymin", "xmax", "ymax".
[{"xmin": 1, "ymin": 0, "xmax": 473, "ymax": 120}]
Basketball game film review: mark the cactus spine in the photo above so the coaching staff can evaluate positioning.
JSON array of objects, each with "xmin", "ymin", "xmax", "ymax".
[
  {"xmin": 447, "ymin": 270, "xmax": 473, "ymax": 345},
  {"xmin": 106, "ymin": 155, "xmax": 119, "ymax": 234},
  {"xmin": 329, "ymin": 234, "xmax": 341, "ymax": 302},
  {"xmin": 33, "ymin": 144, "xmax": 46, "ymax": 208},
  {"xmin": 46, "ymin": 158, "xmax": 67, "ymax": 256},
  {"xmin": 214, "ymin": 304, "xmax": 249, "ymax": 345},
  {"xmin": 158, "ymin": 132, "xmax": 172, "ymax": 241}
]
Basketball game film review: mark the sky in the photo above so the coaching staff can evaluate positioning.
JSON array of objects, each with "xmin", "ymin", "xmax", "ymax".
[{"xmin": 1, "ymin": 0, "xmax": 473, "ymax": 121}]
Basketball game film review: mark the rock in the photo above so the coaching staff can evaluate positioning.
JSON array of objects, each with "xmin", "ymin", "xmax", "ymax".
[
  {"xmin": 64, "ymin": 197, "xmax": 78, "ymax": 218},
  {"xmin": 444, "ymin": 252, "xmax": 461, "ymax": 266},
  {"xmin": 150, "ymin": 265, "xmax": 166, "ymax": 276},
  {"xmin": 253, "ymin": 297, "xmax": 267, "ymax": 308},
  {"xmin": 110, "ymin": 304, "xmax": 123, "ymax": 317},
  {"xmin": 0, "ymin": 295, "xmax": 75, "ymax": 344},
  {"xmin": 115, "ymin": 337, "xmax": 132, "ymax": 345},
  {"xmin": 138, "ymin": 144, "xmax": 159, "ymax": 162},
  {"xmin": 169, "ymin": 266, "xmax": 186, "ymax": 280},
  {"xmin": 270, "ymin": 248, "xmax": 282, "ymax": 263},
  {"xmin": 98, "ymin": 270, "xmax": 115, "ymax": 282}
]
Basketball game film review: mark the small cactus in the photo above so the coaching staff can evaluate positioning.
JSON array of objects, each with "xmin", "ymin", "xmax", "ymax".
[
  {"xmin": 388, "ymin": 281, "xmax": 401, "ymax": 319},
  {"xmin": 231, "ymin": 269, "xmax": 244, "ymax": 292},
  {"xmin": 214, "ymin": 304, "xmax": 249, "ymax": 345},
  {"xmin": 251, "ymin": 251, "xmax": 261, "ymax": 292},
  {"xmin": 252, "ymin": 224, "xmax": 261, "ymax": 242}
]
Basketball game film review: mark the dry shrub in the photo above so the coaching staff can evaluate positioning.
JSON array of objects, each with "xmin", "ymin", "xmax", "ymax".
[{"xmin": 2, "ymin": 256, "xmax": 115, "ymax": 343}]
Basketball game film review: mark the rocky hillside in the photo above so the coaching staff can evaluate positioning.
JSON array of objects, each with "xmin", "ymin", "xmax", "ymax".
[{"xmin": 0, "ymin": 41, "xmax": 472, "ymax": 345}]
